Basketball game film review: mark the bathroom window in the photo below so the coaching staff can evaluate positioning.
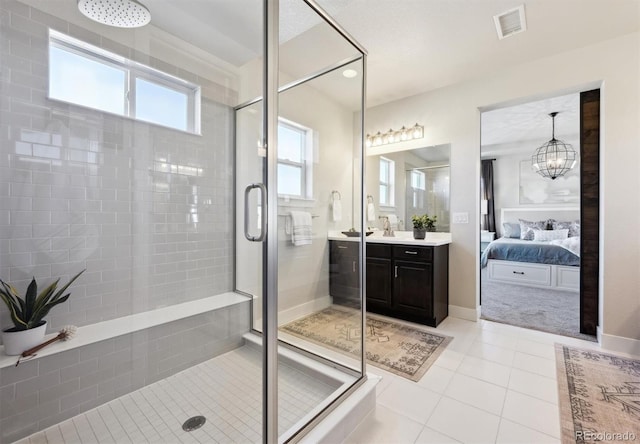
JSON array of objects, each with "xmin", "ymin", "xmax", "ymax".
[
  {"xmin": 48, "ymin": 30, "xmax": 200, "ymax": 134},
  {"xmin": 277, "ymin": 119, "xmax": 313, "ymax": 198},
  {"xmin": 379, "ymin": 157, "xmax": 395, "ymax": 206},
  {"xmin": 411, "ymin": 170, "xmax": 425, "ymax": 208}
]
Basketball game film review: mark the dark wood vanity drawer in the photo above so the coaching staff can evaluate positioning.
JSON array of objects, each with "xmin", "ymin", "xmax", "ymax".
[
  {"xmin": 393, "ymin": 245, "xmax": 433, "ymax": 262},
  {"xmin": 367, "ymin": 243, "xmax": 391, "ymax": 258},
  {"xmin": 332, "ymin": 240, "xmax": 359, "ymax": 256}
]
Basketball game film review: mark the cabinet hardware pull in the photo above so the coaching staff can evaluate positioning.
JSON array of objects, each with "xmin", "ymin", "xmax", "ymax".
[
  {"xmin": 353, "ymin": 261, "xmax": 356, "ymax": 273},
  {"xmin": 338, "ymin": 246, "xmax": 348, "ymax": 249},
  {"xmin": 512, "ymin": 271, "xmax": 525, "ymax": 275},
  {"xmin": 394, "ymin": 265, "xmax": 398, "ymax": 278},
  {"xmin": 404, "ymin": 250, "xmax": 418, "ymax": 255}
]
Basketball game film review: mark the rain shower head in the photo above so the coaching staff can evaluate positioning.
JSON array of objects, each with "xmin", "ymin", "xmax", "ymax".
[{"xmin": 77, "ymin": 0, "xmax": 151, "ymax": 28}]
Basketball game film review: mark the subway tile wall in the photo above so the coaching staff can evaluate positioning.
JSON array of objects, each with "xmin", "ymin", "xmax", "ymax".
[
  {"xmin": 0, "ymin": 1, "xmax": 246, "ymax": 441},
  {"xmin": 0, "ymin": 0, "xmax": 236, "ymax": 332},
  {"xmin": 0, "ymin": 301, "xmax": 250, "ymax": 442}
]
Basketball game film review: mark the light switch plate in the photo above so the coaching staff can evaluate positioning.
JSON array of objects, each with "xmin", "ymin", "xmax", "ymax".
[{"xmin": 453, "ymin": 212, "xmax": 469, "ymax": 224}]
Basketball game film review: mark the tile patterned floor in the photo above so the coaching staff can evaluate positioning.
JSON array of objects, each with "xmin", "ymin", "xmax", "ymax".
[
  {"xmin": 344, "ymin": 316, "xmax": 611, "ymax": 444},
  {"xmin": 17, "ymin": 345, "xmax": 338, "ymax": 444},
  {"xmin": 15, "ymin": 314, "xmax": 627, "ymax": 444}
]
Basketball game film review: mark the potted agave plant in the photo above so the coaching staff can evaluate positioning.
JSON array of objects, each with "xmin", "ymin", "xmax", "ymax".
[
  {"xmin": 0, "ymin": 270, "xmax": 84, "ymax": 355},
  {"xmin": 412, "ymin": 214, "xmax": 437, "ymax": 239}
]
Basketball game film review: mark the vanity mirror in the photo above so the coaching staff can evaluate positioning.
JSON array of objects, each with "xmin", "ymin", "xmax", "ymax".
[{"xmin": 366, "ymin": 144, "xmax": 450, "ymax": 232}]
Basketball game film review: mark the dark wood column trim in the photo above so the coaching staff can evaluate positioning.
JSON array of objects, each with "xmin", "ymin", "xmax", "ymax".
[{"xmin": 580, "ymin": 89, "xmax": 600, "ymax": 335}]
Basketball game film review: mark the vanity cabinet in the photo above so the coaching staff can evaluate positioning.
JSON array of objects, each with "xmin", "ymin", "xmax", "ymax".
[
  {"xmin": 329, "ymin": 240, "xmax": 449, "ymax": 327},
  {"xmin": 365, "ymin": 244, "xmax": 392, "ymax": 310},
  {"xmin": 329, "ymin": 240, "xmax": 360, "ymax": 305}
]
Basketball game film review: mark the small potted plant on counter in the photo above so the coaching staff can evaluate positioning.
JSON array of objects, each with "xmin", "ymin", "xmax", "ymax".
[
  {"xmin": 411, "ymin": 214, "xmax": 437, "ymax": 239},
  {"xmin": 0, "ymin": 270, "xmax": 84, "ymax": 356}
]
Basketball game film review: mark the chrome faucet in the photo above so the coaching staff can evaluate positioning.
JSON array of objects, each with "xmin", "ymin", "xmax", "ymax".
[{"xmin": 380, "ymin": 216, "xmax": 394, "ymax": 237}]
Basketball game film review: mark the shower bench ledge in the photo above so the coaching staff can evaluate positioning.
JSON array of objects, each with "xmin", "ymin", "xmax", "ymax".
[{"xmin": 0, "ymin": 291, "xmax": 249, "ymax": 369}]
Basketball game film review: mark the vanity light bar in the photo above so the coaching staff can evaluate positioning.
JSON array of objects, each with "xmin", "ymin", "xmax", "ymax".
[{"xmin": 365, "ymin": 123, "xmax": 424, "ymax": 148}]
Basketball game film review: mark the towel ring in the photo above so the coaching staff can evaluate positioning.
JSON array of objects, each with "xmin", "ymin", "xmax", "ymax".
[
  {"xmin": 367, "ymin": 195, "xmax": 374, "ymax": 204},
  {"xmin": 331, "ymin": 190, "xmax": 341, "ymax": 200}
]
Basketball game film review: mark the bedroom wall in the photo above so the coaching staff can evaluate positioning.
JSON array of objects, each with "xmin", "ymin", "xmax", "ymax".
[
  {"xmin": 489, "ymin": 137, "xmax": 580, "ymax": 237},
  {"xmin": 365, "ymin": 31, "xmax": 640, "ymax": 351}
]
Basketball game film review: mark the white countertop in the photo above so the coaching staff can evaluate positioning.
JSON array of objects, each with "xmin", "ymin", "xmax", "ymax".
[{"xmin": 328, "ymin": 230, "xmax": 451, "ymax": 246}]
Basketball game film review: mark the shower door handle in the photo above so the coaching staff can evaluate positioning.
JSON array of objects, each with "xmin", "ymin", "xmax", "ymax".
[{"xmin": 244, "ymin": 183, "xmax": 267, "ymax": 242}]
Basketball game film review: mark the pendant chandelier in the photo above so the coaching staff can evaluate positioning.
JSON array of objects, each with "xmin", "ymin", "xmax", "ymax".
[{"xmin": 531, "ymin": 112, "xmax": 577, "ymax": 180}]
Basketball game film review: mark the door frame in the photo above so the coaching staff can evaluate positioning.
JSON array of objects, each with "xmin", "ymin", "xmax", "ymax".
[{"xmin": 478, "ymin": 87, "xmax": 601, "ymax": 337}]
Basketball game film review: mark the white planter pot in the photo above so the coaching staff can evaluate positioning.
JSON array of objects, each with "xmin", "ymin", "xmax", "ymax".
[{"xmin": 2, "ymin": 322, "xmax": 47, "ymax": 356}]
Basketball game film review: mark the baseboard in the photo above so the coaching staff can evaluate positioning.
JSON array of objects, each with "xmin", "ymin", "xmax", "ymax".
[
  {"xmin": 277, "ymin": 295, "xmax": 333, "ymax": 326},
  {"xmin": 449, "ymin": 304, "xmax": 479, "ymax": 322},
  {"xmin": 600, "ymin": 331, "xmax": 640, "ymax": 357}
]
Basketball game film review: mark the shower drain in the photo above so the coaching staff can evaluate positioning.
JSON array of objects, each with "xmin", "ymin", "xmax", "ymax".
[{"xmin": 182, "ymin": 415, "xmax": 206, "ymax": 432}]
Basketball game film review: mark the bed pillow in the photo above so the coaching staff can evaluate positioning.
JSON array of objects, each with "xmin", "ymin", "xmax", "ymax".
[
  {"xmin": 502, "ymin": 222, "xmax": 520, "ymax": 239},
  {"xmin": 519, "ymin": 219, "xmax": 548, "ymax": 240},
  {"xmin": 552, "ymin": 220, "xmax": 581, "ymax": 237},
  {"xmin": 533, "ymin": 228, "xmax": 569, "ymax": 242}
]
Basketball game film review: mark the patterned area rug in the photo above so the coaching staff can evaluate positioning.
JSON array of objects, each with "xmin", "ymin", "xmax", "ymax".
[
  {"xmin": 281, "ymin": 306, "xmax": 452, "ymax": 382},
  {"xmin": 555, "ymin": 344, "xmax": 640, "ymax": 443}
]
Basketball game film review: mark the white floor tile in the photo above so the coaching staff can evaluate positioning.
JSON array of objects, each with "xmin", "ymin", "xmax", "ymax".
[
  {"xmin": 17, "ymin": 316, "xmax": 594, "ymax": 444},
  {"xmin": 443, "ymin": 373, "xmax": 507, "ymax": 415},
  {"xmin": 496, "ymin": 419, "xmax": 560, "ymax": 444},
  {"xmin": 417, "ymin": 365, "xmax": 455, "ymax": 394},
  {"xmin": 427, "ymin": 397, "xmax": 500, "ymax": 444},
  {"xmin": 457, "ymin": 355, "xmax": 512, "ymax": 387},
  {"xmin": 501, "ymin": 391, "xmax": 561, "ymax": 438},
  {"xmin": 467, "ymin": 340, "xmax": 516, "ymax": 366},
  {"xmin": 512, "ymin": 352, "xmax": 556, "ymax": 379},
  {"xmin": 344, "ymin": 405, "xmax": 424, "ymax": 444},
  {"xmin": 514, "ymin": 338, "xmax": 557, "ymax": 360},
  {"xmin": 377, "ymin": 378, "xmax": 441, "ymax": 424},
  {"xmin": 433, "ymin": 349, "xmax": 466, "ymax": 371},
  {"xmin": 415, "ymin": 425, "xmax": 462, "ymax": 444},
  {"xmin": 508, "ymin": 368, "xmax": 559, "ymax": 404},
  {"xmin": 476, "ymin": 330, "xmax": 518, "ymax": 350}
]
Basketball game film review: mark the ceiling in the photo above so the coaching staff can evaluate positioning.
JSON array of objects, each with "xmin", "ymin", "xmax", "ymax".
[
  {"xmin": 147, "ymin": 0, "xmax": 639, "ymax": 108},
  {"xmin": 33, "ymin": 0, "xmax": 639, "ymax": 110},
  {"xmin": 326, "ymin": 0, "xmax": 639, "ymax": 107},
  {"xmin": 481, "ymin": 92, "xmax": 580, "ymax": 156}
]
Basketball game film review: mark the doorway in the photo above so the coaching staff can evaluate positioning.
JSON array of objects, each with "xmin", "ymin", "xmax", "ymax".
[{"xmin": 479, "ymin": 89, "xmax": 599, "ymax": 340}]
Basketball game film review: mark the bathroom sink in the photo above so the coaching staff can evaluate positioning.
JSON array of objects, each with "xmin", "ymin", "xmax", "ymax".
[{"xmin": 341, "ymin": 231, "xmax": 374, "ymax": 237}]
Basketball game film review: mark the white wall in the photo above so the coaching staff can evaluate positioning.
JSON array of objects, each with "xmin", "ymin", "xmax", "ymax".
[
  {"xmin": 235, "ymin": 73, "xmax": 357, "ymax": 321},
  {"xmin": 365, "ymin": 32, "xmax": 640, "ymax": 349},
  {"xmin": 488, "ymin": 138, "xmax": 580, "ymax": 236}
]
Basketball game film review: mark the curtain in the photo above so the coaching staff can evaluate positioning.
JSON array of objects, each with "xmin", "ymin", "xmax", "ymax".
[{"xmin": 481, "ymin": 159, "xmax": 496, "ymax": 232}]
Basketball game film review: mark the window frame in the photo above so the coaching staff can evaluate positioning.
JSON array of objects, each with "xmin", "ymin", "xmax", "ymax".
[
  {"xmin": 379, "ymin": 156, "xmax": 395, "ymax": 207},
  {"xmin": 48, "ymin": 29, "xmax": 201, "ymax": 134},
  {"xmin": 277, "ymin": 118, "xmax": 313, "ymax": 199}
]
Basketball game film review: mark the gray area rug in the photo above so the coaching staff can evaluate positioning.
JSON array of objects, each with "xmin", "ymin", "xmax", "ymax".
[
  {"xmin": 481, "ymin": 268, "xmax": 596, "ymax": 341},
  {"xmin": 281, "ymin": 306, "xmax": 452, "ymax": 382},
  {"xmin": 555, "ymin": 344, "xmax": 640, "ymax": 443}
]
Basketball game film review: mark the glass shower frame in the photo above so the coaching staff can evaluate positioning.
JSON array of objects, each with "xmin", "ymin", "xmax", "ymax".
[
  {"xmin": 237, "ymin": 0, "xmax": 369, "ymax": 441},
  {"xmin": 0, "ymin": 0, "xmax": 366, "ymax": 441}
]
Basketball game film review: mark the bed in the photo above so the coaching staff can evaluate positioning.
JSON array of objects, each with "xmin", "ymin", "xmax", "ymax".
[{"xmin": 481, "ymin": 207, "xmax": 580, "ymax": 291}]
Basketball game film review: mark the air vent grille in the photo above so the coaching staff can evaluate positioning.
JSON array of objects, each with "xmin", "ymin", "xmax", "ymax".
[{"xmin": 494, "ymin": 5, "xmax": 527, "ymax": 39}]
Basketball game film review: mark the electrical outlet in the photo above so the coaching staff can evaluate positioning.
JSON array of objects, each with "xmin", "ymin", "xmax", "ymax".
[{"xmin": 453, "ymin": 212, "xmax": 469, "ymax": 224}]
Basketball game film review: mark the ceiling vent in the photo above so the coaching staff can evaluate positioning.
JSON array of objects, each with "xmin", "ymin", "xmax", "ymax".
[{"xmin": 493, "ymin": 5, "xmax": 527, "ymax": 40}]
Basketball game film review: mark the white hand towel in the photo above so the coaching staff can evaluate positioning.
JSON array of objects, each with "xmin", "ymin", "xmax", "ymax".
[
  {"xmin": 387, "ymin": 214, "xmax": 398, "ymax": 229},
  {"xmin": 289, "ymin": 211, "xmax": 312, "ymax": 246},
  {"xmin": 332, "ymin": 199, "xmax": 342, "ymax": 222},
  {"xmin": 367, "ymin": 202, "xmax": 376, "ymax": 222}
]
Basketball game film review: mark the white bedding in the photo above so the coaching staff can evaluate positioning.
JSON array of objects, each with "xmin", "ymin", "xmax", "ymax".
[{"xmin": 550, "ymin": 236, "xmax": 581, "ymax": 257}]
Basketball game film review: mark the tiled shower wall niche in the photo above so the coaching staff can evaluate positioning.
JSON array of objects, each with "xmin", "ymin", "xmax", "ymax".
[
  {"xmin": 0, "ymin": 301, "xmax": 250, "ymax": 442},
  {"xmin": 0, "ymin": 0, "xmax": 236, "ymax": 332}
]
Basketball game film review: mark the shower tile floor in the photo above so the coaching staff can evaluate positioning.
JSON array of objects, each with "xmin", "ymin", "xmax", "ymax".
[{"xmin": 17, "ymin": 344, "xmax": 339, "ymax": 444}]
